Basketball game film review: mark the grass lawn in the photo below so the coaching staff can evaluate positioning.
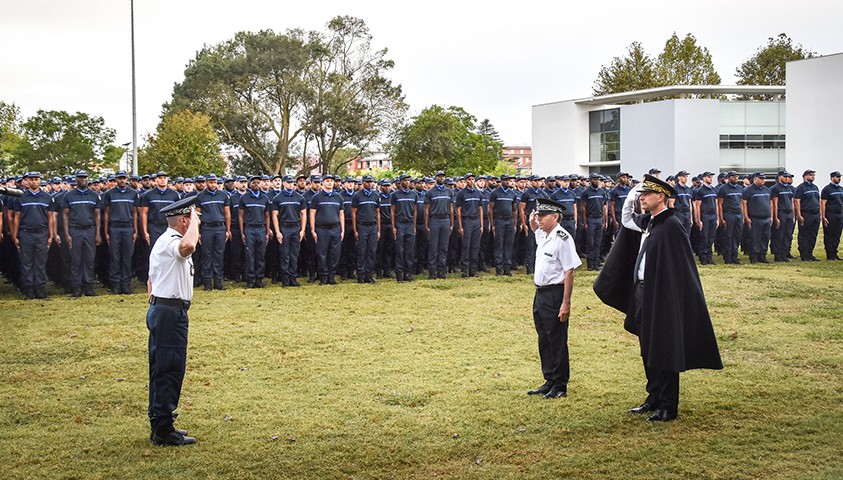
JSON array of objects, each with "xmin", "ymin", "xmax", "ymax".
[{"xmin": 1, "ymin": 253, "xmax": 841, "ymax": 479}]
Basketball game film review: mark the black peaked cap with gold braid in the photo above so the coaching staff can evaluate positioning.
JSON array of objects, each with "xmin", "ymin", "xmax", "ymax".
[
  {"xmin": 535, "ymin": 197, "xmax": 567, "ymax": 214},
  {"xmin": 639, "ymin": 174, "xmax": 676, "ymax": 197}
]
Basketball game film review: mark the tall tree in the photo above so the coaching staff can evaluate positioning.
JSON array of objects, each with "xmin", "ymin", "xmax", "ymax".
[
  {"xmin": 138, "ymin": 110, "xmax": 224, "ymax": 178},
  {"xmin": 16, "ymin": 110, "xmax": 116, "ymax": 176},
  {"xmin": 168, "ymin": 29, "xmax": 312, "ymax": 175},
  {"xmin": 736, "ymin": 33, "xmax": 815, "ymax": 99},
  {"xmin": 654, "ymin": 33, "xmax": 721, "ymax": 87},
  {"xmin": 390, "ymin": 105, "xmax": 501, "ymax": 176},
  {"xmin": 302, "ymin": 16, "xmax": 407, "ymax": 175},
  {"xmin": 0, "ymin": 101, "xmax": 25, "ymax": 175},
  {"xmin": 477, "ymin": 119, "xmax": 502, "ymax": 144},
  {"xmin": 592, "ymin": 42, "xmax": 657, "ymax": 97}
]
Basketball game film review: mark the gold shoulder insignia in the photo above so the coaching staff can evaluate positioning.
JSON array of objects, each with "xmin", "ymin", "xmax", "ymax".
[{"xmin": 557, "ymin": 230, "xmax": 569, "ymax": 240}]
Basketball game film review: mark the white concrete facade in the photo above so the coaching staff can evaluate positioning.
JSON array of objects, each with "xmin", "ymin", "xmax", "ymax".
[
  {"xmin": 532, "ymin": 54, "xmax": 842, "ymax": 179},
  {"xmin": 786, "ymin": 53, "xmax": 843, "ymax": 181}
]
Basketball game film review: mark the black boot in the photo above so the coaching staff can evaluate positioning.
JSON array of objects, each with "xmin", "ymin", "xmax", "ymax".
[
  {"xmin": 83, "ymin": 285, "xmax": 97, "ymax": 297},
  {"xmin": 289, "ymin": 277, "xmax": 302, "ymax": 287},
  {"xmin": 254, "ymin": 278, "xmax": 265, "ymax": 288},
  {"xmin": 203, "ymin": 279, "xmax": 213, "ymax": 291},
  {"xmin": 214, "ymin": 278, "xmax": 225, "ymax": 290},
  {"xmin": 123, "ymin": 282, "xmax": 135, "ymax": 294},
  {"xmin": 34, "ymin": 287, "xmax": 49, "ymax": 300},
  {"xmin": 71, "ymin": 287, "xmax": 82, "ymax": 298},
  {"xmin": 245, "ymin": 278, "xmax": 254, "ymax": 289}
]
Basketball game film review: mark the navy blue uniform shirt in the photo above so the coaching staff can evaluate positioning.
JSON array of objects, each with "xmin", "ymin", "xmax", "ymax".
[
  {"xmin": 239, "ymin": 189, "xmax": 271, "ymax": 225},
  {"xmin": 580, "ymin": 186, "xmax": 607, "ymax": 217},
  {"xmin": 141, "ymin": 188, "xmax": 180, "ymax": 225},
  {"xmin": 821, "ymin": 182, "xmax": 843, "ymax": 213},
  {"xmin": 770, "ymin": 182, "xmax": 795, "ymax": 213},
  {"xmin": 103, "ymin": 186, "xmax": 139, "ymax": 223},
  {"xmin": 311, "ymin": 190, "xmax": 343, "ymax": 226},
  {"xmin": 352, "ymin": 188, "xmax": 379, "ymax": 223},
  {"xmin": 743, "ymin": 184, "xmax": 772, "ymax": 218},
  {"xmin": 15, "ymin": 189, "xmax": 56, "ymax": 228},
  {"xmin": 229, "ymin": 191, "xmax": 242, "ymax": 228},
  {"xmin": 379, "ymin": 191, "xmax": 392, "ymax": 222},
  {"xmin": 425, "ymin": 185, "xmax": 452, "ymax": 218},
  {"xmin": 391, "ymin": 188, "xmax": 418, "ymax": 223},
  {"xmin": 609, "ymin": 184, "xmax": 631, "ymax": 214},
  {"xmin": 415, "ymin": 189, "xmax": 426, "ymax": 224},
  {"xmin": 673, "ymin": 183, "xmax": 693, "ymax": 211},
  {"xmin": 550, "ymin": 188, "xmax": 577, "ymax": 217},
  {"xmin": 61, "ymin": 188, "xmax": 101, "ymax": 226},
  {"xmin": 521, "ymin": 187, "xmax": 547, "ymax": 217},
  {"xmin": 489, "ymin": 186, "xmax": 517, "ymax": 219},
  {"xmin": 271, "ymin": 190, "xmax": 306, "ymax": 223},
  {"xmin": 694, "ymin": 184, "xmax": 718, "ymax": 215},
  {"xmin": 795, "ymin": 181, "xmax": 820, "ymax": 212},
  {"xmin": 456, "ymin": 187, "xmax": 483, "ymax": 218},
  {"xmin": 717, "ymin": 183, "xmax": 744, "ymax": 214},
  {"xmin": 340, "ymin": 189, "xmax": 355, "ymax": 219},
  {"xmin": 196, "ymin": 189, "xmax": 230, "ymax": 223}
]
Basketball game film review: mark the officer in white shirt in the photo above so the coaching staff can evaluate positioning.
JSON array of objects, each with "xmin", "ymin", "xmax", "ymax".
[
  {"xmin": 146, "ymin": 195, "xmax": 200, "ymax": 446},
  {"xmin": 526, "ymin": 198, "xmax": 582, "ymax": 399}
]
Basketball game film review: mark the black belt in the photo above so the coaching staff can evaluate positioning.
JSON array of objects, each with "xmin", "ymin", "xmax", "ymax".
[
  {"xmin": 70, "ymin": 224, "xmax": 94, "ymax": 229},
  {"xmin": 281, "ymin": 222, "xmax": 301, "ymax": 227},
  {"xmin": 431, "ymin": 214, "xmax": 449, "ymax": 219},
  {"xmin": 149, "ymin": 295, "xmax": 191, "ymax": 310},
  {"xmin": 110, "ymin": 221, "xmax": 132, "ymax": 227},
  {"xmin": 151, "ymin": 222, "xmax": 168, "ymax": 227},
  {"xmin": 245, "ymin": 223, "xmax": 266, "ymax": 228},
  {"xmin": 803, "ymin": 210, "xmax": 819, "ymax": 215},
  {"xmin": 397, "ymin": 219, "xmax": 414, "ymax": 224},
  {"xmin": 725, "ymin": 211, "xmax": 742, "ymax": 215},
  {"xmin": 357, "ymin": 221, "xmax": 377, "ymax": 226},
  {"xmin": 562, "ymin": 216, "xmax": 575, "ymax": 220},
  {"xmin": 316, "ymin": 223, "xmax": 339, "ymax": 228},
  {"xmin": 587, "ymin": 214, "xmax": 603, "ymax": 218},
  {"xmin": 535, "ymin": 283, "xmax": 564, "ymax": 292},
  {"xmin": 202, "ymin": 221, "xmax": 224, "ymax": 227},
  {"xmin": 674, "ymin": 208, "xmax": 690, "ymax": 213},
  {"xmin": 828, "ymin": 210, "xmax": 843, "ymax": 215},
  {"xmin": 19, "ymin": 227, "xmax": 46, "ymax": 233},
  {"xmin": 463, "ymin": 216, "xmax": 478, "ymax": 220}
]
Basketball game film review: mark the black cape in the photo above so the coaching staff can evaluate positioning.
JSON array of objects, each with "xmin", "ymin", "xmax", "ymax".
[{"xmin": 593, "ymin": 208, "xmax": 723, "ymax": 372}]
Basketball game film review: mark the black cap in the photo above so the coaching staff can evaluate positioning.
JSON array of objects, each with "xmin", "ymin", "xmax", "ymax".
[
  {"xmin": 499, "ymin": 174, "xmax": 513, "ymax": 181},
  {"xmin": 310, "ymin": 175, "xmax": 322, "ymax": 182},
  {"xmin": 616, "ymin": 172, "xmax": 630, "ymax": 179},
  {"xmin": 362, "ymin": 175, "xmax": 375, "ymax": 182},
  {"xmin": 676, "ymin": 170, "xmax": 690, "ymax": 177},
  {"xmin": 398, "ymin": 174, "xmax": 411, "ymax": 181},
  {"xmin": 639, "ymin": 174, "xmax": 676, "ymax": 196},
  {"xmin": 831, "ymin": 171, "xmax": 842, "ymax": 177},
  {"xmin": 648, "ymin": 167, "xmax": 661, "ymax": 174},
  {"xmin": 160, "ymin": 195, "xmax": 199, "ymax": 217},
  {"xmin": 282, "ymin": 175, "xmax": 294, "ymax": 182},
  {"xmin": 589, "ymin": 173, "xmax": 602, "ymax": 180},
  {"xmin": 75, "ymin": 170, "xmax": 89, "ymax": 178},
  {"xmin": 463, "ymin": 172, "xmax": 475, "ymax": 179},
  {"xmin": 434, "ymin": 170, "xmax": 446, "ymax": 177},
  {"xmin": 535, "ymin": 197, "xmax": 567, "ymax": 214},
  {"xmin": 803, "ymin": 169, "xmax": 816, "ymax": 176},
  {"xmin": 726, "ymin": 170, "xmax": 739, "ymax": 177}
]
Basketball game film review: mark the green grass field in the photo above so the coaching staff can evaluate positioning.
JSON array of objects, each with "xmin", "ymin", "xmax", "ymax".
[{"xmin": 1, "ymin": 252, "xmax": 841, "ymax": 479}]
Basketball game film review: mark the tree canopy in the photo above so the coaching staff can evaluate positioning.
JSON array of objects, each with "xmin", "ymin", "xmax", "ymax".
[
  {"xmin": 390, "ymin": 105, "xmax": 502, "ymax": 176},
  {"xmin": 592, "ymin": 42, "xmax": 656, "ymax": 96},
  {"xmin": 736, "ymin": 33, "xmax": 815, "ymax": 99},
  {"xmin": 167, "ymin": 16, "xmax": 405, "ymax": 176},
  {"xmin": 138, "ymin": 110, "xmax": 224, "ymax": 178}
]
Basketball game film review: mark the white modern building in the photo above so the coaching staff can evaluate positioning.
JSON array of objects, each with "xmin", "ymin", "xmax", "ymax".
[{"xmin": 532, "ymin": 53, "xmax": 843, "ymax": 180}]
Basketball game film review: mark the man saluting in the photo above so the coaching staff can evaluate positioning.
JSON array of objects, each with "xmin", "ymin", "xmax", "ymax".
[
  {"xmin": 146, "ymin": 195, "xmax": 200, "ymax": 445},
  {"xmin": 594, "ymin": 174, "xmax": 722, "ymax": 422}
]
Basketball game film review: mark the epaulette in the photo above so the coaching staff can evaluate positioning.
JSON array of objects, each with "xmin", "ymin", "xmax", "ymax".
[{"xmin": 557, "ymin": 229, "xmax": 569, "ymax": 241}]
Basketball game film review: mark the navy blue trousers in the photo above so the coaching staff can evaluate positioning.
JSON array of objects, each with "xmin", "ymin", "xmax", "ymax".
[
  {"xmin": 315, "ymin": 224, "xmax": 342, "ymax": 278},
  {"xmin": 356, "ymin": 223, "xmax": 378, "ymax": 279},
  {"xmin": 460, "ymin": 218, "xmax": 481, "ymax": 274},
  {"xmin": 394, "ymin": 222, "xmax": 416, "ymax": 276},
  {"xmin": 244, "ymin": 226, "xmax": 266, "ymax": 280},
  {"xmin": 18, "ymin": 229, "xmax": 49, "ymax": 291},
  {"xmin": 798, "ymin": 212, "xmax": 820, "ymax": 259},
  {"xmin": 278, "ymin": 225, "xmax": 302, "ymax": 280},
  {"xmin": 428, "ymin": 218, "xmax": 450, "ymax": 272},
  {"xmin": 200, "ymin": 225, "xmax": 226, "ymax": 280},
  {"xmin": 771, "ymin": 213, "xmax": 794, "ymax": 260},
  {"xmin": 699, "ymin": 213, "xmax": 717, "ymax": 260},
  {"xmin": 109, "ymin": 226, "xmax": 135, "ymax": 286},
  {"xmin": 824, "ymin": 212, "xmax": 843, "ymax": 258},
  {"xmin": 749, "ymin": 217, "xmax": 771, "ymax": 258},
  {"xmin": 585, "ymin": 217, "xmax": 604, "ymax": 264},
  {"xmin": 147, "ymin": 303, "xmax": 188, "ymax": 436},
  {"xmin": 494, "ymin": 218, "xmax": 515, "ymax": 271},
  {"xmin": 722, "ymin": 212, "xmax": 743, "ymax": 262},
  {"xmin": 69, "ymin": 226, "xmax": 96, "ymax": 288}
]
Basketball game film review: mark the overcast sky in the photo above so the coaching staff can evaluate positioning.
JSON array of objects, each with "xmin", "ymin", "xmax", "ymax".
[{"xmin": 2, "ymin": 0, "xmax": 841, "ymax": 149}]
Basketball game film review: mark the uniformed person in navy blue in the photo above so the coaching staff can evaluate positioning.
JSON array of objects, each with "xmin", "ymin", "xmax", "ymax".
[
  {"xmin": 456, "ymin": 173, "xmax": 484, "ymax": 277},
  {"xmin": 146, "ymin": 195, "xmax": 200, "ymax": 446},
  {"xmin": 339, "ymin": 176, "xmax": 358, "ymax": 280},
  {"xmin": 716, "ymin": 171, "xmax": 744, "ymax": 264},
  {"xmin": 195, "ymin": 173, "xmax": 230, "ymax": 290},
  {"xmin": 520, "ymin": 175, "xmax": 547, "ymax": 275},
  {"xmin": 61, "ymin": 170, "xmax": 103, "ymax": 297},
  {"xmin": 271, "ymin": 175, "xmax": 306, "ymax": 287},
  {"xmin": 376, "ymin": 179, "xmax": 395, "ymax": 278},
  {"xmin": 794, "ymin": 169, "xmax": 821, "ymax": 261},
  {"xmin": 414, "ymin": 177, "xmax": 429, "ymax": 275},
  {"xmin": 352, "ymin": 175, "xmax": 380, "ymax": 284},
  {"xmin": 227, "ymin": 176, "xmax": 246, "ymax": 282},
  {"xmin": 742, "ymin": 172, "xmax": 773, "ymax": 263},
  {"xmin": 424, "ymin": 171, "xmax": 453, "ymax": 279},
  {"xmin": 238, "ymin": 175, "xmax": 271, "ymax": 288},
  {"xmin": 580, "ymin": 173, "xmax": 608, "ymax": 271},
  {"xmin": 301, "ymin": 175, "xmax": 322, "ymax": 282},
  {"xmin": 693, "ymin": 172, "xmax": 719, "ymax": 264},
  {"xmin": 820, "ymin": 170, "xmax": 843, "ymax": 260},
  {"xmin": 670, "ymin": 170, "xmax": 693, "ymax": 235},
  {"xmin": 310, "ymin": 174, "xmax": 345, "ymax": 284},
  {"xmin": 770, "ymin": 171, "xmax": 796, "ymax": 262},
  {"xmin": 526, "ymin": 198, "xmax": 581, "ymax": 399},
  {"xmin": 103, "ymin": 170, "xmax": 139, "ymax": 294},
  {"xmin": 391, "ymin": 174, "xmax": 418, "ymax": 282},
  {"xmin": 489, "ymin": 174, "xmax": 518, "ymax": 276},
  {"xmin": 12, "ymin": 172, "xmax": 57, "ymax": 299},
  {"xmin": 550, "ymin": 175, "xmax": 578, "ymax": 253},
  {"xmin": 608, "ymin": 172, "xmax": 632, "ymax": 246}
]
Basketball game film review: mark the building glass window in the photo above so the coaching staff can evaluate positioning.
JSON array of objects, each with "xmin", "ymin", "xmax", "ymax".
[{"xmin": 589, "ymin": 108, "xmax": 620, "ymax": 163}]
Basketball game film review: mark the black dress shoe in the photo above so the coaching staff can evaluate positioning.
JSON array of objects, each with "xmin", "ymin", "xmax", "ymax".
[
  {"xmin": 543, "ymin": 386, "xmax": 567, "ymax": 399},
  {"xmin": 645, "ymin": 409, "xmax": 677, "ymax": 422},
  {"xmin": 151, "ymin": 430, "xmax": 196, "ymax": 446},
  {"xmin": 628, "ymin": 402, "xmax": 656, "ymax": 414},
  {"xmin": 527, "ymin": 382, "xmax": 553, "ymax": 396}
]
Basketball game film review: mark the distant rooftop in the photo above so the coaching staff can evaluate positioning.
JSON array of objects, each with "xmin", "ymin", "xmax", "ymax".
[{"xmin": 536, "ymin": 85, "xmax": 786, "ymax": 107}]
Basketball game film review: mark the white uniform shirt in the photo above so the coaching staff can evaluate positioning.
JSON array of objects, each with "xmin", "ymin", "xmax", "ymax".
[
  {"xmin": 622, "ymin": 185, "xmax": 668, "ymax": 281},
  {"xmin": 149, "ymin": 227, "xmax": 194, "ymax": 301},
  {"xmin": 533, "ymin": 224, "xmax": 581, "ymax": 286}
]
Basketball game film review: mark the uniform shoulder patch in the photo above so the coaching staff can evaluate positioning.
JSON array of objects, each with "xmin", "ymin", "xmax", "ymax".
[{"xmin": 557, "ymin": 229, "xmax": 569, "ymax": 240}]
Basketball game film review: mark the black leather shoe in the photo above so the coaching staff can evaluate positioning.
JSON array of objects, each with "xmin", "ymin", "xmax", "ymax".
[
  {"xmin": 34, "ymin": 288, "xmax": 49, "ymax": 300},
  {"xmin": 645, "ymin": 409, "xmax": 677, "ymax": 422},
  {"xmin": 151, "ymin": 430, "xmax": 196, "ymax": 446},
  {"xmin": 628, "ymin": 402, "xmax": 656, "ymax": 414},
  {"xmin": 543, "ymin": 386, "xmax": 567, "ymax": 399},
  {"xmin": 527, "ymin": 382, "xmax": 553, "ymax": 396}
]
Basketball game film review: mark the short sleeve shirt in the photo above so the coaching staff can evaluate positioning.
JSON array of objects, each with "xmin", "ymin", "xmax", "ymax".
[
  {"xmin": 534, "ymin": 224, "xmax": 581, "ymax": 286},
  {"xmin": 149, "ymin": 227, "xmax": 193, "ymax": 301}
]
